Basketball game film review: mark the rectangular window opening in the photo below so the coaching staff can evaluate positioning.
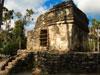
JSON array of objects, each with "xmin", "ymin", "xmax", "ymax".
[{"xmin": 40, "ymin": 30, "xmax": 48, "ymax": 46}]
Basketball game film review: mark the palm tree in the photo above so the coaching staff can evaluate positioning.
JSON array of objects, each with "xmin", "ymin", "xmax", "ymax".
[{"xmin": 90, "ymin": 19, "xmax": 100, "ymax": 52}]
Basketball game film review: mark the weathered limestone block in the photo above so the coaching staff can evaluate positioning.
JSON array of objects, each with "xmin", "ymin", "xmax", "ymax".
[{"xmin": 48, "ymin": 24, "xmax": 69, "ymax": 52}]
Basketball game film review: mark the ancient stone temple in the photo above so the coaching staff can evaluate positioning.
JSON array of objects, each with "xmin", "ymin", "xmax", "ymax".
[{"xmin": 27, "ymin": 0, "xmax": 89, "ymax": 53}]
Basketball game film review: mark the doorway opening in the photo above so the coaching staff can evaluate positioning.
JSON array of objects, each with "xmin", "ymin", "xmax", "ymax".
[{"xmin": 40, "ymin": 29, "xmax": 48, "ymax": 46}]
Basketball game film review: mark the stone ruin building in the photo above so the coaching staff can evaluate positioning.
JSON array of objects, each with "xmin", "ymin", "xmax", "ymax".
[
  {"xmin": 1, "ymin": 1, "xmax": 100, "ymax": 75},
  {"xmin": 27, "ymin": 0, "xmax": 89, "ymax": 53}
]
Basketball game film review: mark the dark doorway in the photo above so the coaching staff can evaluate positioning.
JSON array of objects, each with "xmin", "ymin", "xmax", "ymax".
[{"xmin": 40, "ymin": 29, "xmax": 48, "ymax": 46}]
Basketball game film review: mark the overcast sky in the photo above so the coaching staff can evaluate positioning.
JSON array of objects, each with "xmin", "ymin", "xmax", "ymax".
[{"xmin": 4, "ymin": 0, "xmax": 100, "ymax": 30}]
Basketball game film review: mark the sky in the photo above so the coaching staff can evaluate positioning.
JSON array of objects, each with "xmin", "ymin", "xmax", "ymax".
[{"xmin": 4, "ymin": 0, "xmax": 100, "ymax": 30}]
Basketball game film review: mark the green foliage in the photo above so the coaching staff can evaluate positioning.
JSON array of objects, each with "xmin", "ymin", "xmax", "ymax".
[
  {"xmin": 3, "ymin": 7, "xmax": 14, "ymax": 31},
  {"xmin": 89, "ymin": 19, "xmax": 100, "ymax": 51},
  {"xmin": 15, "ymin": 12, "xmax": 22, "ymax": 19},
  {"xmin": 13, "ymin": 19, "xmax": 26, "ymax": 49},
  {"xmin": 3, "ymin": 9, "xmax": 14, "ymax": 21},
  {"xmin": 0, "ymin": 31, "xmax": 16, "ymax": 55},
  {"xmin": 0, "ymin": 9, "xmax": 34, "ymax": 55},
  {"xmin": 92, "ymin": 18, "xmax": 100, "ymax": 28},
  {"xmin": 13, "ymin": 20, "xmax": 24, "ymax": 36},
  {"xmin": 26, "ymin": 9, "xmax": 34, "ymax": 17}
]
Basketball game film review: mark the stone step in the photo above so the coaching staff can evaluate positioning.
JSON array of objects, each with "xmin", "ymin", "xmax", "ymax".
[
  {"xmin": 0, "ymin": 69, "xmax": 9, "ymax": 75},
  {"xmin": 0, "ymin": 52, "xmax": 30, "ymax": 75},
  {"xmin": 5, "ymin": 65, "xmax": 13, "ymax": 70},
  {"xmin": 8, "ymin": 62, "xmax": 14, "ymax": 66}
]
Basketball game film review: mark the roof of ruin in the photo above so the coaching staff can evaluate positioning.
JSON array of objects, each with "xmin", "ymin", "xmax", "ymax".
[{"xmin": 35, "ymin": 0, "xmax": 89, "ymax": 32}]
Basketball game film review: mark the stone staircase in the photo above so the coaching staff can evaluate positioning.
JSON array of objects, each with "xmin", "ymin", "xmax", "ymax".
[{"xmin": 0, "ymin": 51, "xmax": 30, "ymax": 75}]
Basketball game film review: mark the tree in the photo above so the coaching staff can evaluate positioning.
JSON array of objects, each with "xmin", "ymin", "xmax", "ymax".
[
  {"xmin": 3, "ymin": 7, "xmax": 14, "ymax": 30},
  {"xmin": 0, "ymin": 8, "xmax": 34, "ymax": 55},
  {"xmin": 26, "ymin": 9, "xmax": 34, "ymax": 21},
  {"xmin": 15, "ymin": 12, "xmax": 22, "ymax": 19},
  {"xmin": 89, "ymin": 19, "xmax": 100, "ymax": 51},
  {"xmin": 0, "ymin": 0, "xmax": 5, "ymax": 28},
  {"xmin": 13, "ymin": 19, "xmax": 26, "ymax": 49},
  {"xmin": 14, "ymin": 9, "xmax": 34, "ymax": 49},
  {"xmin": 0, "ymin": 31, "xmax": 15, "ymax": 55}
]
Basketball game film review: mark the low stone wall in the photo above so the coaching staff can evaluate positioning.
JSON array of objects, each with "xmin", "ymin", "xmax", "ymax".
[
  {"xmin": 5, "ymin": 52, "xmax": 100, "ymax": 74},
  {"xmin": 36, "ymin": 52, "xmax": 100, "ymax": 74}
]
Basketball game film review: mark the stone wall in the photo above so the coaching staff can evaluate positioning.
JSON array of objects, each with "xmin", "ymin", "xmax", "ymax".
[
  {"xmin": 39, "ymin": 52, "xmax": 100, "ymax": 74},
  {"xmin": 27, "ymin": 1, "xmax": 89, "ymax": 53}
]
